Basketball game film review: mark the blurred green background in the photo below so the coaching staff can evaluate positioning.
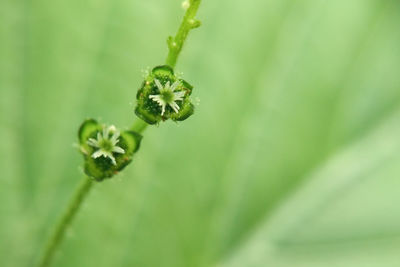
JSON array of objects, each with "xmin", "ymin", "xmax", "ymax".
[{"xmin": 1, "ymin": 0, "xmax": 400, "ymax": 266}]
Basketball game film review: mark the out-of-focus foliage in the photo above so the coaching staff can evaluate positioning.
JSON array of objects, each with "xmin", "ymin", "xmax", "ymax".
[{"xmin": 1, "ymin": 0, "xmax": 400, "ymax": 266}]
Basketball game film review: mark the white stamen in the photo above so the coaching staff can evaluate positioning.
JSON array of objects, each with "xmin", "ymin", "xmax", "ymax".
[
  {"xmin": 87, "ymin": 125, "xmax": 125, "ymax": 165},
  {"xmin": 149, "ymin": 79, "xmax": 186, "ymax": 116}
]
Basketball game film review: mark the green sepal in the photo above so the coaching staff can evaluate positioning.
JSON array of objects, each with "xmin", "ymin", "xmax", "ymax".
[
  {"xmin": 78, "ymin": 119, "xmax": 102, "ymax": 146},
  {"xmin": 180, "ymin": 79, "xmax": 193, "ymax": 95},
  {"xmin": 78, "ymin": 119, "xmax": 142, "ymax": 181},
  {"xmin": 171, "ymin": 102, "xmax": 195, "ymax": 122},
  {"xmin": 151, "ymin": 65, "xmax": 174, "ymax": 77},
  {"xmin": 135, "ymin": 105, "xmax": 160, "ymax": 125},
  {"xmin": 121, "ymin": 130, "xmax": 142, "ymax": 154}
]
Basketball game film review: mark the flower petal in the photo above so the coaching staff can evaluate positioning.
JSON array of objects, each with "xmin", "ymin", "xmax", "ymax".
[
  {"xmin": 103, "ymin": 126, "xmax": 110, "ymax": 139},
  {"xmin": 169, "ymin": 101, "xmax": 180, "ymax": 113},
  {"xmin": 154, "ymin": 79, "xmax": 164, "ymax": 91},
  {"xmin": 97, "ymin": 132, "xmax": 103, "ymax": 142},
  {"xmin": 92, "ymin": 150, "xmax": 104, "ymax": 159},
  {"xmin": 150, "ymin": 95, "xmax": 167, "ymax": 109},
  {"xmin": 111, "ymin": 131, "xmax": 120, "ymax": 145},
  {"xmin": 112, "ymin": 146, "xmax": 125, "ymax": 154},
  {"xmin": 105, "ymin": 152, "xmax": 117, "ymax": 165},
  {"xmin": 149, "ymin": 94, "xmax": 160, "ymax": 100},
  {"xmin": 165, "ymin": 81, "xmax": 170, "ymax": 89},
  {"xmin": 161, "ymin": 104, "xmax": 166, "ymax": 115},
  {"xmin": 87, "ymin": 138, "xmax": 99, "ymax": 147},
  {"xmin": 170, "ymin": 81, "xmax": 180, "ymax": 91},
  {"xmin": 173, "ymin": 91, "xmax": 185, "ymax": 101}
]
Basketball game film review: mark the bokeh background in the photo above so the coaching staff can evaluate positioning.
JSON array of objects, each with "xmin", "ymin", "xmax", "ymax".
[{"xmin": 2, "ymin": 0, "xmax": 400, "ymax": 266}]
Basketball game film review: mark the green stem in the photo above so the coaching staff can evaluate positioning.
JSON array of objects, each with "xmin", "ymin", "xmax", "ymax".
[
  {"xmin": 166, "ymin": 0, "xmax": 202, "ymax": 68},
  {"xmin": 38, "ymin": 177, "xmax": 93, "ymax": 267},
  {"xmin": 131, "ymin": 118, "xmax": 148, "ymax": 133}
]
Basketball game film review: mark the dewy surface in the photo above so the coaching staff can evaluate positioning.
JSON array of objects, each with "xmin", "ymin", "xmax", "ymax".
[{"xmin": 1, "ymin": 0, "xmax": 400, "ymax": 267}]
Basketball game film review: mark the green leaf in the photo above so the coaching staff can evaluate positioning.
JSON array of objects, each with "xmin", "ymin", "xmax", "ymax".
[{"xmin": 220, "ymin": 108, "xmax": 400, "ymax": 267}]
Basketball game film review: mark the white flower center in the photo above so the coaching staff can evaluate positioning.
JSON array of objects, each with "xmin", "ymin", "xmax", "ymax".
[
  {"xmin": 149, "ymin": 79, "xmax": 186, "ymax": 115},
  {"xmin": 87, "ymin": 125, "xmax": 125, "ymax": 165}
]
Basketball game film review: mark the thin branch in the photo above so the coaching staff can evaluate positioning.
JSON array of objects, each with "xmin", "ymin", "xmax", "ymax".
[
  {"xmin": 38, "ymin": 177, "xmax": 93, "ymax": 267},
  {"xmin": 166, "ymin": 0, "xmax": 202, "ymax": 68}
]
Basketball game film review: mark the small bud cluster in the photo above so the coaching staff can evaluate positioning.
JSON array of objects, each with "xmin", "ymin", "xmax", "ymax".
[
  {"xmin": 78, "ymin": 119, "xmax": 142, "ymax": 181},
  {"xmin": 135, "ymin": 65, "xmax": 194, "ymax": 124}
]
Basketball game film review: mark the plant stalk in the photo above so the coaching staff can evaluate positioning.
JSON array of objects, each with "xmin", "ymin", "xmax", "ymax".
[
  {"xmin": 131, "ymin": 118, "xmax": 148, "ymax": 133},
  {"xmin": 166, "ymin": 0, "xmax": 202, "ymax": 68},
  {"xmin": 38, "ymin": 177, "xmax": 93, "ymax": 267}
]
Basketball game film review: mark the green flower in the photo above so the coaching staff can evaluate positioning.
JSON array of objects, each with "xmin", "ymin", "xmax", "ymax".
[
  {"xmin": 135, "ymin": 65, "xmax": 194, "ymax": 124},
  {"xmin": 78, "ymin": 119, "xmax": 142, "ymax": 181},
  {"xmin": 149, "ymin": 79, "xmax": 186, "ymax": 115},
  {"xmin": 87, "ymin": 125, "xmax": 125, "ymax": 165}
]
